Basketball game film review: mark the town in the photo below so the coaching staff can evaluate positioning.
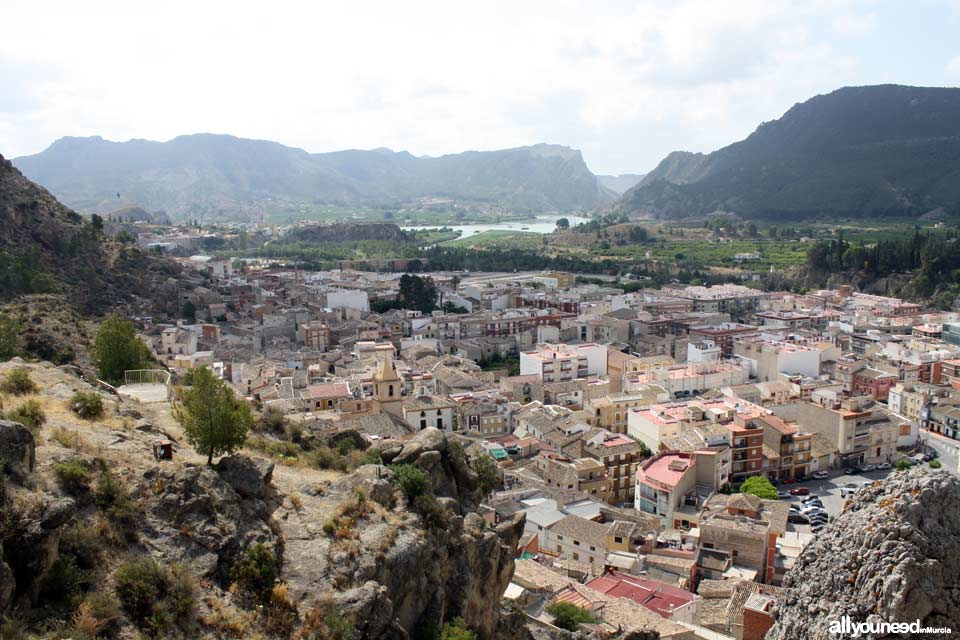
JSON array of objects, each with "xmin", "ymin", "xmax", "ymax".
[{"xmin": 126, "ymin": 247, "xmax": 957, "ymax": 639}]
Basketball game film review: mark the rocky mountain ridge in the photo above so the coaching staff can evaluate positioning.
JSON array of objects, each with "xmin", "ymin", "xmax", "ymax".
[
  {"xmin": 14, "ymin": 136, "xmax": 614, "ymax": 218},
  {"xmin": 615, "ymin": 85, "xmax": 960, "ymax": 220}
]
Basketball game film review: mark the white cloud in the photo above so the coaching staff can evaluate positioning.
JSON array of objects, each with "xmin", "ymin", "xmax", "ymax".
[
  {"xmin": 0, "ymin": 0, "xmax": 946, "ymax": 173},
  {"xmin": 947, "ymin": 55, "xmax": 960, "ymax": 76}
]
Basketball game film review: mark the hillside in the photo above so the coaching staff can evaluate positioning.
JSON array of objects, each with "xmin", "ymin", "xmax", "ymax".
[
  {"xmin": 13, "ymin": 136, "xmax": 612, "ymax": 218},
  {"xmin": 0, "ymin": 363, "xmax": 529, "ymax": 639},
  {"xmin": 0, "ymin": 153, "xmax": 178, "ymax": 315},
  {"xmin": 615, "ymin": 85, "xmax": 960, "ymax": 220}
]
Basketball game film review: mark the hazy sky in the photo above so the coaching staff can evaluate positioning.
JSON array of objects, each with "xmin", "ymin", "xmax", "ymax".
[{"xmin": 2, "ymin": 0, "xmax": 959, "ymax": 174}]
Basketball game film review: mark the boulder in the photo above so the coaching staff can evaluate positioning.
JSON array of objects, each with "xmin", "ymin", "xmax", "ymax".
[
  {"xmin": 215, "ymin": 454, "xmax": 275, "ymax": 499},
  {"xmin": 134, "ymin": 465, "xmax": 279, "ymax": 581},
  {"xmin": 0, "ymin": 420, "xmax": 36, "ymax": 482}
]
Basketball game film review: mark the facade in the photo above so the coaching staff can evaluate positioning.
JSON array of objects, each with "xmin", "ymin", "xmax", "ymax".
[{"xmin": 520, "ymin": 343, "xmax": 608, "ymax": 383}]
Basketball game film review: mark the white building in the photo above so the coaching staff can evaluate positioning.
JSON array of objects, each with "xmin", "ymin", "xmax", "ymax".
[
  {"xmin": 326, "ymin": 289, "xmax": 370, "ymax": 312},
  {"xmin": 519, "ymin": 343, "xmax": 607, "ymax": 383}
]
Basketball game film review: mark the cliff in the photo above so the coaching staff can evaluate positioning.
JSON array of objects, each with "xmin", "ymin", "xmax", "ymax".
[{"xmin": 768, "ymin": 467, "xmax": 960, "ymax": 639}]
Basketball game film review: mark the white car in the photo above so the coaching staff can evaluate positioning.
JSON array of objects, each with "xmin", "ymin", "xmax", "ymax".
[{"xmin": 812, "ymin": 471, "xmax": 830, "ymax": 480}]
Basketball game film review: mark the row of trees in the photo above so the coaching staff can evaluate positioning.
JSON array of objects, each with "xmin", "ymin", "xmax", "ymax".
[{"xmin": 806, "ymin": 230, "xmax": 960, "ymax": 296}]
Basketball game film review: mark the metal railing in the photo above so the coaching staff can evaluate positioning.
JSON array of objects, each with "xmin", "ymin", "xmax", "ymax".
[{"xmin": 123, "ymin": 369, "xmax": 172, "ymax": 386}]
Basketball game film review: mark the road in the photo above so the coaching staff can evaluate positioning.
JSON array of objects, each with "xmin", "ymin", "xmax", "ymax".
[{"xmin": 919, "ymin": 428, "xmax": 960, "ymax": 475}]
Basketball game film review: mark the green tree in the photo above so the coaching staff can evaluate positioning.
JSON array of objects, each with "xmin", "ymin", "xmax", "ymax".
[
  {"xmin": 896, "ymin": 459, "xmax": 913, "ymax": 471},
  {"xmin": 470, "ymin": 455, "xmax": 500, "ymax": 495},
  {"xmin": 928, "ymin": 459, "xmax": 942, "ymax": 469},
  {"xmin": 440, "ymin": 617, "xmax": 476, "ymax": 640},
  {"xmin": 740, "ymin": 475, "xmax": 778, "ymax": 500},
  {"xmin": 546, "ymin": 602, "xmax": 595, "ymax": 631},
  {"xmin": 91, "ymin": 214, "xmax": 104, "ymax": 230},
  {"xmin": 92, "ymin": 314, "xmax": 151, "ymax": 385},
  {"xmin": 181, "ymin": 300, "xmax": 197, "ymax": 322},
  {"xmin": 555, "ymin": 217, "xmax": 570, "ymax": 230},
  {"xmin": 399, "ymin": 274, "xmax": 438, "ymax": 314},
  {"xmin": 175, "ymin": 366, "xmax": 253, "ymax": 465}
]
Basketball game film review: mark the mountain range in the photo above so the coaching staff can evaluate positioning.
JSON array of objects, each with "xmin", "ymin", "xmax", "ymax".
[
  {"xmin": 614, "ymin": 84, "xmax": 960, "ymax": 220},
  {"xmin": 13, "ymin": 136, "xmax": 614, "ymax": 219}
]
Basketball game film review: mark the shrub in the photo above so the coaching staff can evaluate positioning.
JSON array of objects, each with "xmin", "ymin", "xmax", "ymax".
[
  {"xmin": 60, "ymin": 522, "xmax": 103, "ymax": 570},
  {"xmin": 739, "ymin": 475, "xmax": 778, "ymax": 500},
  {"xmin": 6, "ymin": 399, "xmax": 46, "ymax": 432},
  {"xmin": 94, "ymin": 472, "xmax": 140, "ymax": 542},
  {"xmin": 1, "ymin": 368, "xmax": 36, "ymax": 395},
  {"xmin": 546, "ymin": 601, "xmax": 595, "ymax": 631},
  {"xmin": 53, "ymin": 460, "xmax": 93, "ymax": 495},
  {"xmin": 231, "ymin": 543, "xmax": 279, "ymax": 604},
  {"xmin": 259, "ymin": 405, "xmax": 287, "ymax": 434},
  {"xmin": 264, "ymin": 582, "xmax": 298, "ymax": 637},
  {"xmin": 390, "ymin": 464, "xmax": 429, "ymax": 502},
  {"xmin": 39, "ymin": 554, "xmax": 87, "ymax": 607},
  {"xmin": 70, "ymin": 391, "xmax": 104, "ymax": 420},
  {"xmin": 72, "ymin": 593, "xmax": 119, "ymax": 638},
  {"xmin": 896, "ymin": 459, "xmax": 913, "ymax": 471},
  {"xmin": 440, "ymin": 617, "xmax": 476, "ymax": 640},
  {"xmin": 413, "ymin": 493, "xmax": 451, "ymax": 530},
  {"xmin": 928, "ymin": 459, "xmax": 942, "ymax": 469},
  {"xmin": 50, "ymin": 426, "xmax": 86, "ymax": 450},
  {"xmin": 114, "ymin": 559, "xmax": 196, "ymax": 634},
  {"xmin": 321, "ymin": 611, "xmax": 355, "ymax": 640}
]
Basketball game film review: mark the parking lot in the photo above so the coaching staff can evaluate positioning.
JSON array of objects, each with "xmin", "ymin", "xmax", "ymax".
[{"xmin": 781, "ymin": 468, "xmax": 895, "ymax": 535}]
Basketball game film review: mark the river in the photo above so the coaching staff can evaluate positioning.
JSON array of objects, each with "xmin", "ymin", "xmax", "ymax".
[{"xmin": 401, "ymin": 214, "xmax": 592, "ymax": 238}]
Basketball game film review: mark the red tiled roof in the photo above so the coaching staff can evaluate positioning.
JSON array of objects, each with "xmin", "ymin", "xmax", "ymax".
[
  {"xmin": 586, "ymin": 571, "xmax": 695, "ymax": 618},
  {"xmin": 306, "ymin": 382, "xmax": 351, "ymax": 400}
]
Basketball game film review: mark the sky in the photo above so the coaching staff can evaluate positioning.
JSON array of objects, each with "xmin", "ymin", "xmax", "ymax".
[{"xmin": 2, "ymin": 0, "xmax": 960, "ymax": 175}]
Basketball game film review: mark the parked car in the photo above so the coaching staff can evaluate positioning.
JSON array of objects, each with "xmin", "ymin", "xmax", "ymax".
[
  {"xmin": 777, "ymin": 491, "xmax": 791, "ymax": 499},
  {"xmin": 801, "ymin": 494, "xmax": 820, "ymax": 502},
  {"xmin": 842, "ymin": 467, "xmax": 857, "ymax": 475},
  {"xmin": 809, "ymin": 515, "xmax": 829, "ymax": 523},
  {"xmin": 788, "ymin": 513, "xmax": 809, "ymax": 524},
  {"xmin": 803, "ymin": 501, "xmax": 824, "ymax": 510},
  {"xmin": 861, "ymin": 464, "xmax": 877, "ymax": 472},
  {"xmin": 811, "ymin": 523, "xmax": 827, "ymax": 534},
  {"xmin": 783, "ymin": 477, "xmax": 798, "ymax": 484},
  {"xmin": 876, "ymin": 462, "xmax": 891, "ymax": 470},
  {"xmin": 812, "ymin": 470, "xmax": 830, "ymax": 480},
  {"xmin": 789, "ymin": 487, "xmax": 810, "ymax": 496}
]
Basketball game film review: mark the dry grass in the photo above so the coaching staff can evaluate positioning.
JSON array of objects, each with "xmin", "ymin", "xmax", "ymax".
[
  {"xmin": 200, "ymin": 596, "xmax": 253, "ymax": 638},
  {"xmin": 71, "ymin": 600, "xmax": 112, "ymax": 637},
  {"xmin": 289, "ymin": 492, "xmax": 303, "ymax": 512}
]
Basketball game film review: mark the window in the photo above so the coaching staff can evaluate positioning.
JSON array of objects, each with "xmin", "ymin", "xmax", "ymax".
[
  {"xmin": 589, "ymin": 546, "xmax": 595, "ymax": 552},
  {"xmin": 614, "ymin": 536, "xmax": 623, "ymax": 544},
  {"xmin": 388, "ymin": 385, "xmax": 394, "ymax": 397},
  {"xmin": 557, "ymin": 535, "xmax": 564, "ymax": 541},
  {"xmin": 572, "ymin": 552, "xmax": 579, "ymax": 561},
  {"xmin": 574, "ymin": 541, "xmax": 580, "ymax": 547},
  {"xmin": 437, "ymin": 417, "xmax": 443, "ymax": 428}
]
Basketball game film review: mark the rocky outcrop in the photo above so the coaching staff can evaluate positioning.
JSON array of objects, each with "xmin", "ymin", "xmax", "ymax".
[
  {"xmin": 281, "ymin": 428, "xmax": 524, "ymax": 639},
  {"xmin": 381, "ymin": 427, "xmax": 483, "ymax": 514},
  {"xmin": 768, "ymin": 468, "xmax": 960, "ymax": 640},
  {"xmin": 133, "ymin": 464, "xmax": 280, "ymax": 582},
  {"xmin": 1, "ymin": 494, "xmax": 76, "ymax": 608},
  {"xmin": 0, "ymin": 420, "xmax": 36, "ymax": 481},
  {"xmin": 215, "ymin": 454, "xmax": 275, "ymax": 499}
]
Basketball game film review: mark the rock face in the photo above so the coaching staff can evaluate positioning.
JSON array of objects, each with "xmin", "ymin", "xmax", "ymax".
[
  {"xmin": 0, "ymin": 420, "xmax": 36, "ymax": 481},
  {"xmin": 133, "ymin": 464, "xmax": 280, "ymax": 582},
  {"xmin": 282, "ymin": 428, "xmax": 524, "ymax": 639},
  {"xmin": 381, "ymin": 427, "xmax": 483, "ymax": 514},
  {"xmin": 768, "ymin": 468, "xmax": 960, "ymax": 640}
]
